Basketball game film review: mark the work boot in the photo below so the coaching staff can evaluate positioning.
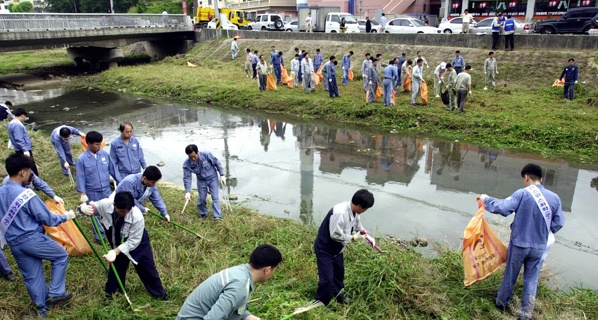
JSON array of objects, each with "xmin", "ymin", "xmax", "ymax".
[
  {"xmin": 336, "ymin": 295, "xmax": 351, "ymax": 305},
  {"xmin": 200, "ymin": 215, "xmax": 207, "ymax": 221},
  {"xmin": 3, "ymin": 272, "xmax": 16, "ymax": 281},
  {"xmin": 36, "ymin": 306, "xmax": 49, "ymax": 317},
  {"xmin": 46, "ymin": 292, "xmax": 73, "ymax": 306}
]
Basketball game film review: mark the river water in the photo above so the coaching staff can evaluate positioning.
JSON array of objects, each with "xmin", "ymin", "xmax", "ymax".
[{"xmin": 2, "ymin": 87, "xmax": 598, "ymax": 291}]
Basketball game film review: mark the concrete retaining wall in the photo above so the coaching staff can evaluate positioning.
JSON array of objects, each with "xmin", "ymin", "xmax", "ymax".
[{"xmin": 195, "ymin": 29, "xmax": 598, "ymax": 51}]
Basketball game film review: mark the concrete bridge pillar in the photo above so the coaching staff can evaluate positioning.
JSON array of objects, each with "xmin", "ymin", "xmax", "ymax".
[
  {"xmin": 142, "ymin": 40, "xmax": 193, "ymax": 59},
  {"xmin": 66, "ymin": 47, "xmax": 124, "ymax": 70}
]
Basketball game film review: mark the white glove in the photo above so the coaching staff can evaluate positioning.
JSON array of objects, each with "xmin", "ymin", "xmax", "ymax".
[
  {"xmin": 65, "ymin": 210, "xmax": 76, "ymax": 221},
  {"xmin": 80, "ymin": 194, "xmax": 88, "ymax": 203},
  {"xmin": 185, "ymin": 192, "xmax": 191, "ymax": 201},
  {"xmin": 24, "ymin": 151, "xmax": 30, "ymax": 157},
  {"xmin": 219, "ymin": 176, "xmax": 227, "ymax": 188},
  {"xmin": 164, "ymin": 214, "xmax": 171, "ymax": 222},
  {"xmin": 575, "ymin": 80, "xmax": 578, "ymax": 83},
  {"xmin": 142, "ymin": 207, "xmax": 148, "ymax": 215},
  {"xmin": 496, "ymin": 71, "xmax": 499, "ymax": 74},
  {"xmin": 63, "ymin": 162, "xmax": 70, "ymax": 170},
  {"xmin": 53, "ymin": 196, "xmax": 64, "ymax": 204},
  {"xmin": 103, "ymin": 250, "xmax": 117, "ymax": 263},
  {"xmin": 365, "ymin": 234, "xmax": 376, "ymax": 247},
  {"xmin": 342, "ymin": 66, "xmax": 345, "ymax": 70},
  {"xmin": 79, "ymin": 203, "xmax": 95, "ymax": 216},
  {"xmin": 484, "ymin": 71, "xmax": 487, "ymax": 75},
  {"xmin": 369, "ymin": 81, "xmax": 372, "ymax": 85},
  {"xmin": 479, "ymin": 194, "xmax": 489, "ymax": 202},
  {"xmin": 352, "ymin": 233, "xmax": 365, "ymax": 241},
  {"xmin": 329, "ymin": 79, "xmax": 332, "ymax": 82}
]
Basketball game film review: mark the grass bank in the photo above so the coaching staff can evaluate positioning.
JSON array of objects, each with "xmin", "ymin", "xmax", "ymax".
[
  {"xmin": 1, "ymin": 125, "xmax": 597, "ymax": 319},
  {"xmin": 82, "ymin": 38, "xmax": 598, "ymax": 163}
]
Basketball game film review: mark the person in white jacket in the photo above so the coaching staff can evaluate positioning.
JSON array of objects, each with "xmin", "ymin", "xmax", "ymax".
[
  {"xmin": 291, "ymin": 54, "xmax": 300, "ymax": 88},
  {"xmin": 79, "ymin": 191, "xmax": 168, "ymax": 300},
  {"xmin": 231, "ymin": 37, "xmax": 239, "ymax": 60},
  {"xmin": 301, "ymin": 52, "xmax": 315, "ymax": 93}
]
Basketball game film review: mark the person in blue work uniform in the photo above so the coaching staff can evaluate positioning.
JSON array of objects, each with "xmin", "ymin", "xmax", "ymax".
[
  {"xmin": 76, "ymin": 131, "xmax": 122, "ymax": 241},
  {"xmin": 78, "ymin": 191, "xmax": 168, "ymax": 300},
  {"xmin": 504, "ymin": 14, "xmax": 516, "ymax": 50},
  {"xmin": 366, "ymin": 57, "xmax": 379, "ymax": 103},
  {"xmin": 110, "ymin": 122, "xmax": 146, "ymax": 178},
  {"xmin": 314, "ymin": 48, "xmax": 323, "ymax": 74},
  {"xmin": 452, "ymin": 50, "xmax": 465, "ymax": 74},
  {"xmin": 294, "ymin": 47, "xmax": 303, "ymax": 83},
  {"xmin": 325, "ymin": 56, "xmax": 339, "ymax": 98},
  {"xmin": 312, "ymin": 189, "xmax": 375, "ymax": 306},
  {"xmin": 270, "ymin": 46, "xmax": 282, "ymax": 84},
  {"xmin": 341, "ymin": 51, "xmax": 353, "ymax": 85},
  {"xmin": 50, "ymin": 125, "xmax": 84, "ymax": 176},
  {"xmin": 479, "ymin": 163, "xmax": 565, "ymax": 320},
  {"xmin": 0, "ymin": 154, "xmax": 76, "ymax": 317},
  {"xmin": 115, "ymin": 166, "xmax": 170, "ymax": 222},
  {"xmin": 491, "ymin": 12, "xmax": 503, "ymax": 50},
  {"xmin": 251, "ymin": 50, "xmax": 259, "ymax": 79},
  {"xmin": 383, "ymin": 59, "xmax": 398, "ymax": 106},
  {"xmin": 8, "ymin": 108, "xmax": 39, "ymax": 176},
  {"xmin": 183, "ymin": 144, "xmax": 226, "ymax": 221},
  {"xmin": 176, "ymin": 244, "xmax": 282, "ymax": 320},
  {"xmin": 559, "ymin": 58, "xmax": 578, "ymax": 101},
  {"xmin": 0, "ymin": 101, "xmax": 14, "ymax": 121}
]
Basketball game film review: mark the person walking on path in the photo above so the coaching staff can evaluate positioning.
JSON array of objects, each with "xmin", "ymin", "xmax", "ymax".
[
  {"xmin": 484, "ymin": 51, "xmax": 498, "ymax": 90},
  {"xmin": 445, "ymin": 63, "xmax": 458, "ymax": 111},
  {"xmin": 312, "ymin": 189, "xmax": 375, "ymax": 306},
  {"xmin": 341, "ymin": 51, "xmax": 353, "ymax": 86},
  {"xmin": 50, "ymin": 125, "xmax": 84, "ymax": 176},
  {"xmin": 8, "ymin": 108, "xmax": 39, "ymax": 176},
  {"xmin": 110, "ymin": 122, "xmax": 146, "ymax": 178},
  {"xmin": 479, "ymin": 163, "xmax": 565, "ymax": 320},
  {"xmin": 365, "ymin": 17, "xmax": 372, "ymax": 33},
  {"xmin": 301, "ymin": 52, "xmax": 315, "ymax": 93},
  {"xmin": 461, "ymin": 9, "xmax": 473, "ymax": 33},
  {"xmin": 78, "ymin": 191, "xmax": 169, "ymax": 301},
  {"xmin": 491, "ymin": 13, "xmax": 503, "ymax": 50},
  {"xmin": 560, "ymin": 58, "xmax": 578, "ymax": 101},
  {"xmin": 452, "ymin": 50, "xmax": 465, "ymax": 74},
  {"xmin": 231, "ymin": 37, "xmax": 239, "ymax": 60},
  {"xmin": 454, "ymin": 65, "xmax": 472, "ymax": 113},
  {"xmin": 383, "ymin": 60, "xmax": 398, "ymax": 106},
  {"xmin": 115, "ymin": 166, "xmax": 170, "ymax": 222},
  {"xmin": 306, "ymin": 12, "xmax": 313, "ymax": 32},
  {"xmin": 367, "ymin": 58, "xmax": 379, "ymax": 103},
  {"xmin": 361, "ymin": 53, "xmax": 372, "ymax": 92},
  {"xmin": 0, "ymin": 154, "xmax": 76, "ymax": 317},
  {"xmin": 411, "ymin": 59, "xmax": 424, "ymax": 106},
  {"xmin": 326, "ymin": 56, "xmax": 340, "ymax": 98},
  {"xmin": 380, "ymin": 13, "xmax": 387, "ymax": 32},
  {"xmin": 183, "ymin": 144, "xmax": 227, "ymax": 221},
  {"xmin": 176, "ymin": 244, "xmax": 282, "ymax": 320},
  {"xmin": 257, "ymin": 55, "xmax": 268, "ymax": 92},
  {"xmin": 433, "ymin": 62, "xmax": 447, "ymax": 98},
  {"xmin": 504, "ymin": 15, "xmax": 516, "ymax": 50}
]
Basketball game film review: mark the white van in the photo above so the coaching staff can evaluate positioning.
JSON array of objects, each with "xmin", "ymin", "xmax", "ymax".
[{"xmin": 325, "ymin": 12, "xmax": 360, "ymax": 33}]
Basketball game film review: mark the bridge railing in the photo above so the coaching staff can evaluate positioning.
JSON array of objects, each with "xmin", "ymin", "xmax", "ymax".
[{"xmin": 0, "ymin": 13, "xmax": 191, "ymax": 31}]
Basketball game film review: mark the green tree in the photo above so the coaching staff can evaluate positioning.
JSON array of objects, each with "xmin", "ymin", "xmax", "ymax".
[{"xmin": 17, "ymin": 1, "xmax": 34, "ymax": 12}]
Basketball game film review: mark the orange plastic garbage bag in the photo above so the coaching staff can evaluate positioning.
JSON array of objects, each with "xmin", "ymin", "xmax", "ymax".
[
  {"xmin": 80, "ymin": 136, "xmax": 105, "ymax": 153},
  {"xmin": 391, "ymin": 90, "xmax": 396, "ymax": 105},
  {"xmin": 44, "ymin": 200, "xmax": 93, "ymax": 256},
  {"xmin": 348, "ymin": 69, "xmax": 354, "ymax": 81},
  {"xmin": 267, "ymin": 74, "xmax": 278, "ymax": 90},
  {"xmin": 404, "ymin": 74, "xmax": 412, "ymax": 92},
  {"xmin": 287, "ymin": 76, "xmax": 294, "ymax": 89},
  {"xmin": 281, "ymin": 67, "xmax": 289, "ymax": 85},
  {"xmin": 462, "ymin": 199, "xmax": 508, "ymax": 287},
  {"xmin": 420, "ymin": 80, "xmax": 429, "ymax": 105},
  {"xmin": 316, "ymin": 65, "xmax": 324, "ymax": 81},
  {"xmin": 313, "ymin": 72, "xmax": 320, "ymax": 86},
  {"xmin": 552, "ymin": 79, "xmax": 564, "ymax": 87},
  {"xmin": 375, "ymin": 84, "xmax": 383, "ymax": 100}
]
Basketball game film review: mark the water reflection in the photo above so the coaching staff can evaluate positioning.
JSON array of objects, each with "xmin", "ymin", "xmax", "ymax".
[{"xmin": 8, "ymin": 88, "xmax": 598, "ymax": 290}]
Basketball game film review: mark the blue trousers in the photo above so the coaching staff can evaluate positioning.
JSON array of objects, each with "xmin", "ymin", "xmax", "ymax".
[
  {"xmin": 383, "ymin": 79, "xmax": 393, "ymax": 106},
  {"xmin": 342, "ymin": 68, "xmax": 349, "ymax": 85},
  {"xmin": 455, "ymin": 66, "xmax": 463, "ymax": 74},
  {"xmin": 252, "ymin": 63, "xmax": 257, "ymax": 78},
  {"xmin": 0, "ymin": 250, "xmax": 12, "ymax": 275},
  {"xmin": 393, "ymin": 76, "xmax": 400, "ymax": 92},
  {"xmin": 52, "ymin": 140, "xmax": 74, "ymax": 175},
  {"xmin": 11, "ymin": 234, "xmax": 68, "ymax": 309},
  {"xmin": 197, "ymin": 176, "xmax": 222, "ymax": 219},
  {"xmin": 314, "ymin": 246, "xmax": 345, "ymax": 305},
  {"xmin": 564, "ymin": 82, "xmax": 574, "ymax": 100},
  {"xmin": 328, "ymin": 78, "xmax": 339, "ymax": 98},
  {"xmin": 273, "ymin": 64, "xmax": 282, "ymax": 83},
  {"xmin": 496, "ymin": 244, "xmax": 546, "ymax": 320},
  {"xmin": 87, "ymin": 189, "xmax": 111, "ymax": 241}
]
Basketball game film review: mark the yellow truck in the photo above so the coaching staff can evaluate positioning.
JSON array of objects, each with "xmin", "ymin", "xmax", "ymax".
[{"xmin": 195, "ymin": 7, "xmax": 249, "ymax": 29}]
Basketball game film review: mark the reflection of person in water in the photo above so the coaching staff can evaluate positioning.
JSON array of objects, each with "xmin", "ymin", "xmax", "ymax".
[
  {"xmin": 274, "ymin": 121, "xmax": 287, "ymax": 141},
  {"xmin": 478, "ymin": 147, "xmax": 501, "ymax": 170},
  {"xmin": 259, "ymin": 119, "xmax": 271, "ymax": 152},
  {"xmin": 436, "ymin": 141, "xmax": 463, "ymax": 180},
  {"xmin": 325, "ymin": 127, "xmax": 337, "ymax": 162},
  {"xmin": 380, "ymin": 136, "xmax": 394, "ymax": 171},
  {"xmin": 591, "ymin": 177, "xmax": 598, "ymax": 191}
]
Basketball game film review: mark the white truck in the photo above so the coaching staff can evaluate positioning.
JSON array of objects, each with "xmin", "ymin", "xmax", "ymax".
[{"xmin": 298, "ymin": 7, "xmax": 360, "ymax": 33}]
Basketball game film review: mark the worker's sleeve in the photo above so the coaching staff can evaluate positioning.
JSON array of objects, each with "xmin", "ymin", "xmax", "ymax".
[
  {"xmin": 204, "ymin": 279, "xmax": 248, "ymax": 320},
  {"xmin": 183, "ymin": 161, "xmax": 193, "ymax": 193},
  {"xmin": 462, "ymin": 57, "xmax": 466, "ymax": 67},
  {"xmin": 11, "ymin": 125, "xmax": 28, "ymax": 151},
  {"xmin": 328, "ymin": 211, "xmax": 352, "ymax": 245},
  {"xmin": 32, "ymin": 174, "xmax": 56, "ymax": 198},
  {"xmin": 52, "ymin": 136, "xmax": 67, "ymax": 164},
  {"xmin": 559, "ymin": 68, "xmax": 566, "ymax": 80},
  {"xmin": 210, "ymin": 153, "xmax": 225, "ymax": 176},
  {"xmin": 551, "ymin": 199, "xmax": 565, "ymax": 234},
  {"xmin": 76, "ymin": 157, "xmax": 86, "ymax": 194},
  {"xmin": 573, "ymin": 67, "xmax": 579, "ymax": 82},
  {"xmin": 138, "ymin": 144, "xmax": 147, "ymax": 170},
  {"xmin": 484, "ymin": 60, "xmax": 488, "ymax": 74},
  {"xmin": 484, "ymin": 190, "xmax": 523, "ymax": 217},
  {"xmin": 68, "ymin": 126, "xmax": 83, "ymax": 136},
  {"xmin": 108, "ymin": 157, "xmax": 122, "ymax": 185},
  {"xmin": 355, "ymin": 215, "xmax": 364, "ymax": 233},
  {"xmin": 109, "ymin": 141, "xmax": 120, "ymax": 168},
  {"xmin": 495, "ymin": 61, "xmax": 498, "ymax": 73},
  {"xmin": 27, "ymin": 195, "xmax": 66, "ymax": 226},
  {"xmin": 149, "ymin": 187, "xmax": 168, "ymax": 217},
  {"xmin": 118, "ymin": 180, "xmax": 145, "ymax": 213},
  {"xmin": 118, "ymin": 210, "xmax": 144, "ymax": 256},
  {"xmin": 91, "ymin": 198, "xmax": 112, "ymax": 220}
]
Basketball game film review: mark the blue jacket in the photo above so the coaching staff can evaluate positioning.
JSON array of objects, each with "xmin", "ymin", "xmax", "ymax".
[
  {"xmin": 250, "ymin": 54, "xmax": 258, "ymax": 64},
  {"xmin": 560, "ymin": 65, "xmax": 578, "ymax": 83},
  {"xmin": 314, "ymin": 54, "xmax": 324, "ymax": 69},
  {"xmin": 2, "ymin": 174, "xmax": 56, "ymax": 198},
  {"xmin": 504, "ymin": 18, "xmax": 515, "ymax": 32},
  {"xmin": 452, "ymin": 56, "xmax": 465, "ymax": 68},
  {"xmin": 0, "ymin": 181, "xmax": 66, "ymax": 246},
  {"xmin": 7, "ymin": 119, "xmax": 32, "ymax": 152},
  {"xmin": 383, "ymin": 65, "xmax": 398, "ymax": 80},
  {"xmin": 115, "ymin": 173, "xmax": 168, "ymax": 217},
  {"xmin": 270, "ymin": 50, "xmax": 279, "ymax": 65},
  {"xmin": 183, "ymin": 151, "xmax": 225, "ymax": 192},
  {"xmin": 50, "ymin": 125, "xmax": 82, "ymax": 163},
  {"xmin": 76, "ymin": 149, "xmax": 121, "ymax": 195},
  {"xmin": 342, "ymin": 54, "xmax": 351, "ymax": 69},
  {"xmin": 484, "ymin": 184, "xmax": 565, "ymax": 249},
  {"xmin": 109, "ymin": 136, "xmax": 147, "ymax": 176}
]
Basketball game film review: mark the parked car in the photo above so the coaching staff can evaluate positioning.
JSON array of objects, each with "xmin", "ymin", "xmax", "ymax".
[
  {"xmin": 248, "ymin": 13, "xmax": 283, "ymax": 31},
  {"xmin": 325, "ymin": 12, "xmax": 361, "ymax": 33},
  {"xmin": 534, "ymin": 7, "xmax": 598, "ymax": 34},
  {"xmin": 590, "ymin": 13, "xmax": 598, "ymax": 36},
  {"xmin": 438, "ymin": 17, "xmax": 480, "ymax": 33},
  {"xmin": 206, "ymin": 18, "xmax": 239, "ymax": 30},
  {"xmin": 284, "ymin": 20, "xmax": 299, "ymax": 32},
  {"xmin": 357, "ymin": 19, "xmax": 381, "ymax": 33},
  {"xmin": 385, "ymin": 18, "xmax": 441, "ymax": 34},
  {"xmin": 469, "ymin": 17, "xmax": 533, "ymax": 34}
]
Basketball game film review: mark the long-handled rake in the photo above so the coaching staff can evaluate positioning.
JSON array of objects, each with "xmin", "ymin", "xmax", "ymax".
[
  {"xmin": 72, "ymin": 218, "xmax": 108, "ymax": 273},
  {"xmin": 148, "ymin": 210, "xmax": 204, "ymax": 239},
  {"xmin": 279, "ymin": 300, "xmax": 325, "ymax": 320},
  {"xmin": 67, "ymin": 168, "xmax": 75, "ymax": 186},
  {"xmin": 221, "ymin": 186, "xmax": 232, "ymax": 213},
  {"xmin": 179, "ymin": 198, "xmax": 192, "ymax": 221}
]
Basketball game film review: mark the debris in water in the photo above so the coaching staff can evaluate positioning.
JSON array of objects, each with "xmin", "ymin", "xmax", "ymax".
[
  {"xmin": 49, "ymin": 105, "xmax": 55, "ymax": 108},
  {"xmin": 228, "ymin": 194, "xmax": 238, "ymax": 201},
  {"xmin": 156, "ymin": 161, "xmax": 165, "ymax": 167},
  {"xmin": 28, "ymin": 111, "xmax": 35, "ymax": 114},
  {"xmin": 63, "ymin": 107, "xmax": 70, "ymax": 111}
]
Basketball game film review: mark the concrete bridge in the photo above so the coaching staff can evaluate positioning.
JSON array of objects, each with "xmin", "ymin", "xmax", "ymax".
[{"xmin": 0, "ymin": 13, "xmax": 195, "ymax": 68}]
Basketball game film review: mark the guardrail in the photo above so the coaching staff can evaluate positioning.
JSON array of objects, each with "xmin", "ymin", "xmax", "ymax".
[{"xmin": 0, "ymin": 13, "xmax": 191, "ymax": 31}]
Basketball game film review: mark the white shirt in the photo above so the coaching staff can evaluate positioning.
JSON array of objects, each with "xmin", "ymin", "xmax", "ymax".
[
  {"xmin": 380, "ymin": 16, "xmax": 387, "ymax": 26},
  {"xmin": 412, "ymin": 65, "xmax": 423, "ymax": 81},
  {"xmin": 301, "ymin": 58, "xmax": 314, "ymax": 74},
  {"xmin": 461, "ymin": 13, "xmax": 473, "ymax": 23},
  {"xmin": 291, "ymin": 59, "xmax": 300, "ymax": 73},
  {"xmin": 231, "ymin": 40, "xmax": 238, "ymax": 51},
  {"xmin": 305, "ymin": 16, "xmax": 312, "ymax": 26}
]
